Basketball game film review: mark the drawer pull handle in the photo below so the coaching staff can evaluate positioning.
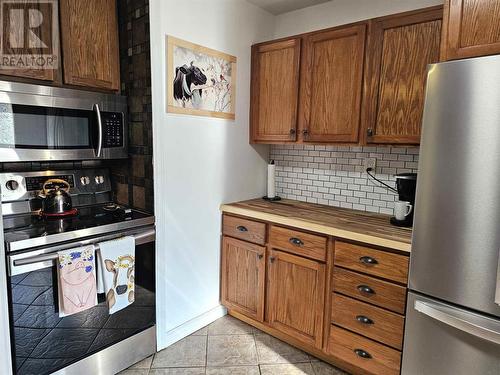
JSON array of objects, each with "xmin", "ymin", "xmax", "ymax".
[
  {"xmin": 359, "ymin": 256, "xmax": 378, "ymax": 265},
  {"xmin": 236, "ymin": 226, "xmax": 248, "ymax": 232},
  {"xmin": 289, "ymin": 237, "xmax": 304, "ymax": 246},
  {"xmin": 354, "ymin": 349, "xmax": 372, "ymax": 359},
  {"xmin": 356, "ymin": 315, "xmax": 374, "ymax": 325},
  {"xmin": 357, "ymin": 285, "xmax": 375, "ymax": 295}
]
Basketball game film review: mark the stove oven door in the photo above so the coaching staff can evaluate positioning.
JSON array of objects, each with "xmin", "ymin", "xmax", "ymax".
[{"xmin": 6, "ymin": 227, "xmax": 156, "ymax": 375}]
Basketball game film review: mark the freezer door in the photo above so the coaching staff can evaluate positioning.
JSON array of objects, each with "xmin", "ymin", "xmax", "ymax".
[
  {"xmin": 411, "ymin": 55, "xmax": 500, "ymax": 317},
  {"xmin": 402, "ymin": 292, "xmax": 500, "ymax": 375}
]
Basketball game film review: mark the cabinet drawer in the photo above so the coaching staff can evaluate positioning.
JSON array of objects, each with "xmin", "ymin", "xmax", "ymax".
[
  {"xmin": 269, "ymin": 225, "xmax": 327, "ymax": 261},
  {"xmin": 328, "ymin": 325, "xmax": 401, "ymax": 375},
  {"xmin": 223, "ymin": 215, "xmax": 266, "ymax": 245},
  {"xmin": 334, "ymin": 241, "xmax": 409, "ymax": 284},
  {"xmin": 331, "ymin": 293, "xmax": 404, "ymax": 350},
  {"xmin": 333, "ymin": 267, "xmax": 407, "ymax": 314}
]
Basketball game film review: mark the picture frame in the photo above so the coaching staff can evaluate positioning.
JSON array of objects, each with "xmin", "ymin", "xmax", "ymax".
[{"xmin": 166, "ymin": 36, "xmax": 237, "ymax": 120}]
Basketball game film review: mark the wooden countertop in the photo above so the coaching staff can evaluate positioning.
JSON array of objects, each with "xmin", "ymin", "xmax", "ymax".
[{"xmin": 220, "ymin": 198, "xmax": 412, "ymax": 252}]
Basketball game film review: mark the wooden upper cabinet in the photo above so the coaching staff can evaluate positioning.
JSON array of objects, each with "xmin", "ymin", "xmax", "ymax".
[
  {"xmin": 267, "ymin": 249, "xmax": 325, "ymax": 348},
  {"xmin": 250, "ymin": 38, "xmax": 301, "ymax": 143},
  {"xmin": 60, "ymin": 0, "xmax": 120, "ymax": 91},
  {"xmin": 0, "ymin": 1, "xmax": 56, "ymax": 81},
  {"xmin": 221, "ymin": 237, "xmax": 266, "ymax": 322},
  {"xmin": 442, "ymin": 0, "xmax": 500, "ymax": 60},
  {"xmin": 299, "ymin": 24, "xmax": 366, "ymax": 143},
  {"xmin": 362, "ymin": 7, "xmax": 442, "ymax": 145}
]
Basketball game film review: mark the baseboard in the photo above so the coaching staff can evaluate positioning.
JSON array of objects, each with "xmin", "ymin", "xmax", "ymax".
[{"xmin": 157, "ymin": 305, "xmax": 227, "ymax": 350}]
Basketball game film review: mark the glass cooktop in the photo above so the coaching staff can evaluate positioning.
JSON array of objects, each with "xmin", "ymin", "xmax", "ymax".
[{"xmin": 3, "ymin": 204, "xmax": 153, "ymax": 252}]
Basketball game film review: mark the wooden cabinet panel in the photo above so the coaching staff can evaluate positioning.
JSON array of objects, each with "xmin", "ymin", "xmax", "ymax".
[
  {"xmin": 333, "ymin": 267, "xmax": 407, "ymax": 314},
  {"xmin": 363, "ymin": 7, "xmax": 442, "ymax": 145},
  {"xmin": 328, "ymin": 325, "xmax": 401, "ymax": 375},
  {"xmin": 299, "ymin": 25, "xmax": 366, "ymax": 143},
  {"xmin": 442, "ymin": 0, "xmax": 500, "ymax": 60},
  {"xmin": 221, "ymin": 236, "xmax": 266, "ymax": 321},
  {"xmin": 334, "ymin": 241, "xmax": 409, "ymax": 284},
  {"xmin": 0, "ymin": 1, "xmax": 56, "ymax": 81},
  {"xmin": 267, "ymin": 249, "xmax": 325, "ymax": 348},
  {"xmin": 331, "ymin": 293, "xmax": 404, "ymax": 350},
  {"xmin": 269, "ymin": 225, "xmax": 327, "ymax": 262},
  {"xmin": 60, "ymin": 0, "xmax": 120, "ymax": 91},
  {"xmin": 250, "ymin": 39, "xmax": 301, "ymax": 143},
  {"xmin": 223, "ymin": 215, "xmax": 266, "ymax": 245}
]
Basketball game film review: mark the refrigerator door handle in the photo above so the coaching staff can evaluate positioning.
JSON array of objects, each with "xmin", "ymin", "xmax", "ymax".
[
  {"xmin": 414, "ymin": 300, "xmax": 500, "ymax": 345},
  {"xmin": 495, "ymin": 248, "xmax": 500, "ymax": 306}
]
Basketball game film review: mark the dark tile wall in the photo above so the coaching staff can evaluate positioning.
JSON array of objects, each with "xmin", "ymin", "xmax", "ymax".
[{"xmin": 115, "ymin": 0, "xmax": 153, "ymax": 213}]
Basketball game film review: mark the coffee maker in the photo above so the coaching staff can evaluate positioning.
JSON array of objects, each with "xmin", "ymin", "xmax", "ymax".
[{"xmin": 390, "ymin": 173, "xmax": 417, "ymax": 227}]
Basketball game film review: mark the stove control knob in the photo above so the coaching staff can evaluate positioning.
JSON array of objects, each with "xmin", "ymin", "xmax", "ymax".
[
  {"xmin": 5, "ymin": 180, "xmax": 19, "ymax": 191},
  {"xmin": 95, "ymin": 175, "xmax": 104, "ymax": 184},
  {"xmin": 80, "ymin": 176, "xmax": 90, "ymax": 185}
]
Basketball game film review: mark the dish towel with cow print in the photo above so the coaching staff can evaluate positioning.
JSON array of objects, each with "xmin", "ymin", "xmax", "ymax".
[
  {"xmin": 96, "ymin": 236, "xmax": 135, "ymax": 314},
  {"xmin": 57, "ymin": 245, "xmax": 97, "ymax": 317}
]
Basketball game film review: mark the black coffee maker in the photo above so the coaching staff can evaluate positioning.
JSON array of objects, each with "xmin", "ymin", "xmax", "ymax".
[{"xmin": 390, "ymin": 173, "xmax": 417, "ymax": 227}]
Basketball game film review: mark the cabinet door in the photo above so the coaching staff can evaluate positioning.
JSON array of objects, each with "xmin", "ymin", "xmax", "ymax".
[
  {"xmin": 250, "ymin": 38, "xmax": 301, "ymax": 143},
  {"xmin": 60, "ymin": 0, "xmax": 120, "ymax": 91},
  {"xmin": 442, "ymin": 0, "xmax": 500, "ymax": 60},
  {"xmin": 0, "ymin": 1, "xmax": 56, "ymax": 81},
  {"xmin": 267, "ymin": 249, "xmax": 325, "ymax": 348},
  {"xmin": 363, "ymin": 7, "xmax": 442, "ymax": 145},
  {"xmin": 221, "ymin": 237, "xmax": 266, "ymax": 322},
  {"xmin": 299, "ymin": 24, "xmax": 366, "ymax": 143}
]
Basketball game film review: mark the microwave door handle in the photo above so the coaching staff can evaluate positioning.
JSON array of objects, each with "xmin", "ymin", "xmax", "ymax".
[
  {"xmin": 93, "ymin": 103, "xmax": 103, "ymax": 157},
  {"xmin": 414, "ymin": 300, "xmax": 500, "ymax": 345}
]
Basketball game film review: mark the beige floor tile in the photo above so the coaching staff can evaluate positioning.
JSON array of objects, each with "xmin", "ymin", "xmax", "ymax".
[
  {"xmin": 118, "ymin": 370, "xmax": 149, "ymax": 375},
  {"xmin": 191, "ymin": 325, "xmax": 209, "ymax": 335},
  {"xmin": 206, "ymin": 366, "xmax": 260, "ymax": 375},
  {"xmin": 129, "ymin": 355, "xmax": 154, "ymax": 369},
  {"xmin": 260, "ymin": 363, "xmax": 316, "ymax": 375},
  {"xmin": 152, "ymin": 335, "xmax": 207, "ymax": 368},
  {"xmin": 207, "ymin": 315, "xmax": 254, "ymax": 335},
  {"xmin": 150, "ymin": 368, "xmax": 206, "ymax": 375},
  {"xmin": 207, "ymin": 334, "xmax": 258, "ymax": 366},
  {"xmin": 255, "ymin": 333, "xmax": 310, "ymax": 364},
  {"xmin": 311, "ymin": 360, "xmax": 347, "ymax": 375}
]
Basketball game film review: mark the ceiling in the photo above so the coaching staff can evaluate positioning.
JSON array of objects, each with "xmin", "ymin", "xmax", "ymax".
[{"xmin": 246, "ymin": 0, "xmax": 332, "ymax": 15}]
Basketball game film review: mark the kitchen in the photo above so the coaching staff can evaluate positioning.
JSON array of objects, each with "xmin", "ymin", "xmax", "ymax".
[{"xmin": 0, "ymin": 0, "xmax": 498, "ymax": 374}]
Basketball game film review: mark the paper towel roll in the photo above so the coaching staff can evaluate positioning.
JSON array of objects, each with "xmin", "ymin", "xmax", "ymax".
[{"xmin": 267, "ymin": 161, "xmax": 276, "ymax": 199}]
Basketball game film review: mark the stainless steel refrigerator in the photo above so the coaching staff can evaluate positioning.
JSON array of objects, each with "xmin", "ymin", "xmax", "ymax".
[{"xmin": 402, "ymin": 55, "xmax": 500, "ymax": 374}]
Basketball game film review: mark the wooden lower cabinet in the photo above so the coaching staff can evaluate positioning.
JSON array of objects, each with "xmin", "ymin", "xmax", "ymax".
[
  {"xmin": 221, "ymin": 236, "xmax": 265, "ymax": 321},
  {"xmin": 220, "ymin": 214, "xmax": 410, "ymax": 375},
  {"xmin": 267, "ymin": 249, "xmax": 326, "ymax": 349}
]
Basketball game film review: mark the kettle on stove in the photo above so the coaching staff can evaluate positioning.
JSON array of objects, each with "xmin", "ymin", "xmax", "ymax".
[{"xmin": 39, "ymin": 179, "xmax": 74, "ymax": 217}]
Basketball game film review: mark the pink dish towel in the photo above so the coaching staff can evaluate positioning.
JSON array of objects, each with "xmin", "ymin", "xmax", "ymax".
[{"xmin": 57, "ymin": 245, "xmax": 97, "ymax": 317}]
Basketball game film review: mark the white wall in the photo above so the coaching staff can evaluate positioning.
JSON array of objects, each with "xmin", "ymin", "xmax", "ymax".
[
  {"xmin": 149, "ymin": 0, "xmax": 274, "ymax": 348},
  {"xmin": 274, "ymin": 0, "xmax": 443, "ymax": 38}
]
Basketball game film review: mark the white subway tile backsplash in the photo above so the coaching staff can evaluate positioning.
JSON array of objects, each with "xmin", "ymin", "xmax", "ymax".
[{"xmin": 270, "ymin": 144, "xmax": 419, "ymax": 215}]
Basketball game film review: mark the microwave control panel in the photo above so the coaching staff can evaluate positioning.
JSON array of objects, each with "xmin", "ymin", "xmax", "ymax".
[{"xmin": 102, "ymin": 112, "xmax": 124, "ymax": 148}]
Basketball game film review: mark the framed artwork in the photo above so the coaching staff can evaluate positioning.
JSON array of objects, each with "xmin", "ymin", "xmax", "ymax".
[{"xmin": 167, "ymin": 36, "xmax": 237, "ymax": 120}]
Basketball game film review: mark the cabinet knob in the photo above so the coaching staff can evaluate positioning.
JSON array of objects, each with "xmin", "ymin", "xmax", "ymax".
[
  {"xmin": 357, "ymin": 284, "xmax": 375, "ymax": 295},
  {"xmin": 269, "ymin": 256, "xmax": 276, "ymax": 263},
  {"xmin": 367, "ymin": 128, "xmax": 374, "ymax": 137},
  {"xmin": 354, "ymin": 349, "xmax": 372, "ymax": 359},
  {"xmin": 257, "ymin": 254, "xmax": 264, "ymax": 260},
  {"xmin": 359, "ymin": 256, "xmax": 378, "ymax": 266},
  {"xmin": 289, "ymin": 128, "xmax": 296, "ymax": 135},
  {"xmin": 302, "ymin": 129, "xmax": 309, "ymax": 136},
  {"xmin": 289, "ymin": 237, "xmax": 304, "ymax": 246},
  {"xmin": 236, "ymin": 225, "xmax": 248, "ymax": 232},
  {"xmin": 356, "ymin": 315, "xmax": 374, "ymax": 325}
]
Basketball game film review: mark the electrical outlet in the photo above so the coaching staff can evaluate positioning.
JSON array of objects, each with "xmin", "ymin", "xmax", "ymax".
[{"xmin": 364, "ymin": 158, "xmax": 376, "ymax": 171}]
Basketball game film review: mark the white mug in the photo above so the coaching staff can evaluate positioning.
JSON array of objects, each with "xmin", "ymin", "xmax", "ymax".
[{"xmin": 394, "ymin": 200, "xmax": 413, "ymax": 221}]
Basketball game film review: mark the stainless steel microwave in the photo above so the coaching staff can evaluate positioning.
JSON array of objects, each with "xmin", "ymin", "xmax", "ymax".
[{"xmin": 0, "ymin": 81, "xmax": 128, "ymax": 162}]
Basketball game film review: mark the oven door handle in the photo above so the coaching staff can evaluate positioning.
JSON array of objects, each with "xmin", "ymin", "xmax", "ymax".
[
  {"xmin": 93, "ymin": 103, "xmax": 103, "ymax": 157},
  {"xmin": 12, "ymin": 228, "xmax": 155, "ymax": 267}
]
